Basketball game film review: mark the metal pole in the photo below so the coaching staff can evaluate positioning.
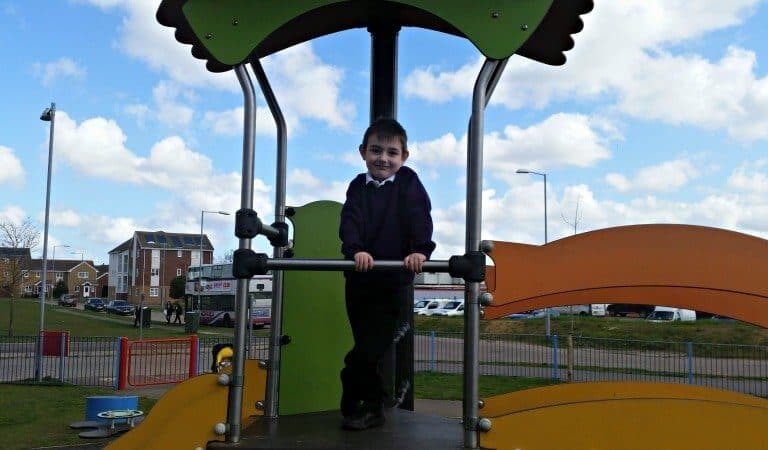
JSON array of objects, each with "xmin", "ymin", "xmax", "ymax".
[
  {"xmin": 463, "ymin": 59, "xmax": 497, "ymax": 449},
  {"xmin": 37, "ymin": 102, "xmax": 56, "ymax": 382},
  {"xmin": 251, "ymin": 58, "xmax": 287, "ymax": 419},
  {"xmin": 261, "ymin": 258, "xmax": 450, "ymax": 272},
  {"xmin": 543, "ymin": 173, "xmax": 548, "ymax": 244},
  {"xmin": 228, "ymin": 64, "xmax": 257, "ymax": 443},
  {"xmin": 199, "ymin": 210, "xmax": 204, "ymax": 312}
]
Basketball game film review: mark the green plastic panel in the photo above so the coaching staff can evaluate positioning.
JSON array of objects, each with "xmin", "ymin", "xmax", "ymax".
[
  {"xmin": 181, "ymin": 0, "xmax": 552, "ymax": 64},
  {"xmin": 278, "ymin": 200, "xmax": 352, "ymax": 415}
]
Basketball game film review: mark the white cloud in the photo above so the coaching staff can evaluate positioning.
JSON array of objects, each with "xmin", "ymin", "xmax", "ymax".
[
  {"xmin": 0, "ymin": 145, "xmax": 25, "ymax": 185},
  {"xmin": 411, "ymin": 113, "xmax": 613, "ymax": 180},
  {"xmin": 403, "ymin": 1, "xmax": 768, "ymax": 141},
  {"xmin": 50, "ymin": 210, "xmax": 82, "ymax": 227},
  {"xmin": 0, "ymin": 205, "xmax": 26, "ymax": 225},
  {"xmin": 124, "ymin": 103, "xmax": 150, "ymax": 126},
  {"xmin": 606, "ymin": 159, "xmax": 700, "ymax": 193},
  {"xmin": 33, "ymin": 57, "xmax": 86, "ymax": 86},
  {"xmin": 728, "ymin": 160, "xmax": 768, "ymax": 193},
  {"xmin": 153, "ymin": 81, "xmax": 195, "ymax": 127},
  {"xmin": 203, "ymin": 106, "xmax": 282, "ymax": 137}
]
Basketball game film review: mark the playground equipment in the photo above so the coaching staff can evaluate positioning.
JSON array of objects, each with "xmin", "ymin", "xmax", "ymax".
[{"xmin": 106, "ymin": 1, "xmax": 768, "ymax": 449}]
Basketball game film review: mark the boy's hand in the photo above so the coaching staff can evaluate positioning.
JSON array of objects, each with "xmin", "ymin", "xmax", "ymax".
[
  {"xmin": 404, "ymin": 253, "xmax": 426, "ymax": 273},
  {"xmin": 354, "ymin": 251, "xmax": 374, "ymax": 271}
]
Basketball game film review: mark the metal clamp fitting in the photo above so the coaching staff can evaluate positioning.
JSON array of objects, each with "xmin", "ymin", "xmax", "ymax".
[
  {"xmin": 268, "ymin": 221, "xmax": 289, "ymax": 247},
  {"xmin": 235, "ymin": 208, "xmax": 261, "ymax": 239},
  {"xmin": 232, "ymin": 249, "xmax": 268, "ymax": 278},
  {"xmin": 448, "ymin": 251, "xmax": 486, "ymax": 282}
]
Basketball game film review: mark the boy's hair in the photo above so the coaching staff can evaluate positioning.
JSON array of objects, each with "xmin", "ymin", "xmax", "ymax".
[{"xmin": 361, "ymin": 117, "xmax": 408, "ymax": 151}]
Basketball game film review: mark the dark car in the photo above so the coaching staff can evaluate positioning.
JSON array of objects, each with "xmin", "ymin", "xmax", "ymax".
[
  {"xmin": 59, "ymin": 294, "xmax": 77, "ymax": 307},
  {"xmin": 84, "ymin": 297, "xmax": 107, "ymax": 312},
  {"xmin": 106, "ymin": 300, "xmax": 134, "ymax": 316}
]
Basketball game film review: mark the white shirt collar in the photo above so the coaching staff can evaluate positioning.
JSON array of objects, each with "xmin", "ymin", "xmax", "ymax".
[{"xmin": 365, "ymin": 172, "xmax": 396, "ymax": 187}]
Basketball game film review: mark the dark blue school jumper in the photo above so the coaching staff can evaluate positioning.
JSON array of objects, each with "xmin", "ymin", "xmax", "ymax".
[{"xmin": 338, "ymin": 166, "xmax": 436, "ymax": 415}]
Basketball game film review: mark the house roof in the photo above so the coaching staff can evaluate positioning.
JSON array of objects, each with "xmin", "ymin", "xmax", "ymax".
[
  {"xmin": 0, "ymin": 247, "xmax": 31, "ymax": 260},
  {"xmin": 28, "ymin": 259, "xmax": 96, "ymax": 271},
  {"xmin": 109, "ymin": 231, "xmax": 213, "ymax": 254},
  {"xmin": 95, "ymin": 264, "xmax": 109, "ymax": 276}
]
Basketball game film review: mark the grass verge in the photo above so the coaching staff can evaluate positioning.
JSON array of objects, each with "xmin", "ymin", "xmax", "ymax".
[
  {"xmin": 414, "ymin": 371, "xmax": 559, "ymax": 400},
  {"xmin": 0, "ymin": 383, "xmax": 156, "ymax": 449}
]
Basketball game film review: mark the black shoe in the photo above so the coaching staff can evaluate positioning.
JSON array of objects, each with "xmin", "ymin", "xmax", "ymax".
[{"xmin": 341, "ymin": 409, "xmax": 384, "ymax": 431}]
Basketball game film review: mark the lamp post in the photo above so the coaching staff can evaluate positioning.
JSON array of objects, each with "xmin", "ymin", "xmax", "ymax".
[
  {"xmin": 71, "ymin": 250, "xmax": 84, "ymax": 262},
  {"xmin": 37, "ymin": 102, "xmax": 56, "ymax": 381},
  {"xmin": 51, "ymin": 244, "xmax": 70, "ymax": 300},
  {"xmin": 516, "ymin": 168, "xmax": 550, "ymax": 335},
  {"xmin": 199, "ymin": 210, "xmax": 230, "ymax": 312}
]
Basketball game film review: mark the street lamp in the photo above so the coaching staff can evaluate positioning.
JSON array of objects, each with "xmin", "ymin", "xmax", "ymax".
[
  {"xmin": 70, "ymin": 250, "xmax": 85, "ymax": 262},
  {"xmin": 51, "ymin": 244, "xmax": 70, "ymax": 300},
  {"xmin": 37, "ymin": 102, "xmax": 56, "ymax": 381},
  {"xmin": 516, "ymin": 168, "xmax": 550, "ymax": 335},
  {"xmin": 199, "ymin": 210, "xmax": 230, "ymax": 311}
]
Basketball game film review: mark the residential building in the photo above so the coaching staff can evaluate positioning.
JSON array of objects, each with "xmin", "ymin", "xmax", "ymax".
[
  {"xmin": 94, "ymin": 264, "xmax": 109, "ymax": 298},
  {"xmin": 20, "ymin": 259, "xmax": 98, "ymax": 298},
  {"xmin": 108, "ymin": 231, "xmax": 214, "ymax": 305},
  {"xmin": 0, "ymin": 247, "xmax": 32, "ymax": 297}
]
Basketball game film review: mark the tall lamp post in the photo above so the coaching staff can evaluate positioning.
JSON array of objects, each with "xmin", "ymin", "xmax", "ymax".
[
  {"xmin": 199, "ymin": 210, "xmax": 230, "ymax": 312},
  {"xmin": 516, "ymin": 168, "xmax": 550, "ymax": 335},
  {"xmin": 71, "ymin": 250, "xmax": 84, "ymax": 262},
  {"xmin": 37, "ymin": 102, "xmax": 56, "ymax": 381},
  {"xmin": 51, "ymin": 244, "xmax": 70, "ymax": 300}
]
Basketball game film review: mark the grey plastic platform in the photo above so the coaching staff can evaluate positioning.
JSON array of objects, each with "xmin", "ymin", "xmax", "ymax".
[{"xmin": 208, "ymin": 408, "xmax": 465, "ymax": 449}]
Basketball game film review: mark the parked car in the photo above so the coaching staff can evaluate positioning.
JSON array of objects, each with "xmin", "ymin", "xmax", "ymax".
[
  {"xmin": 506, "ymin": 309, "xmax": 561, "ymax": 320},
  {"xmin": 431, "ymin": 300, "xmax": 464, "ymax": 317},
  {"xmin": 549, "ymin": 305, "xmax": 591, "ymax": 316},
  {"xmin": 84, "ymin": 297, "xmax": 107, "ymax": 312},
  {"xmin": 646, "ymin": 306, "xmax": 696, "ymax": 322},
  {"xmin": 59, "ymin": 294, "xmax": 77, "ymax": 307},
  {"xmin": 106, "ymin": 300, "xmax": 135, "ymax": 316}
]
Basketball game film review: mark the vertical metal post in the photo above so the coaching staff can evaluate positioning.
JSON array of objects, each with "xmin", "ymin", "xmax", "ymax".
[
  {"xmin": 37, "ymin": 102, "xmax": 56, "ymax": 382},
  {"xmin": 687, "ymin": 341, "xmax": 694, "ymax": 384},
  {"xmin": 199, "ymin": 210, "xmax": 204, "ymax": 311},
  {"xmin": 463, "ymin": 60, "xmax": 497, "ymax": 448},
  {"xmin": 228, "ymin": 64, "xmax": 257, "ymax": 443},
  {"xmin": 250, "ymin": 58, "xmax": 287, "ymax": 419},
  {"xmin": 552, "ymin": 334, "xmax": 559, "ymax": 380},
  {"xmin": 59, "ymin": 332, "xmax": 66, "ymax": 382},
  {"xmin": 369, "ymin": 21, "xmax": 410, "ymax": 410}
]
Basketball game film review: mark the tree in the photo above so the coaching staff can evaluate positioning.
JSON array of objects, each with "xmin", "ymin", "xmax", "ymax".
[
  {"xmin": 52, "ymin": 280, "xmax": 68, "ymax": 299},
  {"xmin": 169, "ymin": 275, "xmax": 186, "ymax": 299},
  {"xmin": 0, "ymin": 216, "xmax": 40, "ymax": 336}
]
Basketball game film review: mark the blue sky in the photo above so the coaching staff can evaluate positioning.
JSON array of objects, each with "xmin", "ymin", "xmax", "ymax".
[{"xmin": 1, "ymin": 1, "xmax": 768, "ymax": 265}]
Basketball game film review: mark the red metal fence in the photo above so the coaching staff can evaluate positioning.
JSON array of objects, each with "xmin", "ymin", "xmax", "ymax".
[{"xmin": 118, "ymin": 335, "xmax": 199, "ymax": 389}]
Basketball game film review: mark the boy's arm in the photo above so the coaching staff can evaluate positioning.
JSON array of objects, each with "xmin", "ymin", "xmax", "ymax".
[
  {"xmin": 406, "ymin": 176, "xmax": 437, "ymax": 259},
  {"xmin": 339, "ymin": 181, "xmax": 365, "ymax": 259}
]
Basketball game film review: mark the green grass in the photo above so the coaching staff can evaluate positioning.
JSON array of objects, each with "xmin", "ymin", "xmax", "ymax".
[
  {"xmin": 0, "ymin": 383, "xmax": 157, "ymax": 449},
  {"xmin": 414, "ymin": 371, "xmax": 559, "ymax": 400},
  {"xmin": 0, "ymin": 297, "xmax": 260, "ymax": 339},
  {"xmin": 416, "ymin": 315, "xmax": 768, "ymax": 349}
]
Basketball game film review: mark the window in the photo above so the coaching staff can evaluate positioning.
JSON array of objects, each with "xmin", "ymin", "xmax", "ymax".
[
  {"xmin": 78, "ymin": 271, "xmax": 88, "ymax": 279},
  {"xmin": 176, "ymin": 268, "xmax": 182, "ymax": 276},
  {"xmin": 177, "ymin": 250, "xmax": 182, "ymax": 257},
  {"xmin": 22, "ymin": 270, "xmax": 28, "ymax": 278},
  {"xmin": 149, "ymin": 287, "xmax": 159, "ymax": 297},
  {"xmin": 75, "ymin": 285, "xmax": 80, "ymax": 292},
  {"xmin": 55, "ymin": 272, "xmax": 63, "ymax": 281},
  {"xmin": 24, "ymin": 286, "xmax": 31, "ymax": 292},
  {"xmin": 151, "ymin": 268, "xmax": 159, "ymax": 276},
  {"xmin": 35, "ymin": 271, "xmax": 41, "ymax": 278}
]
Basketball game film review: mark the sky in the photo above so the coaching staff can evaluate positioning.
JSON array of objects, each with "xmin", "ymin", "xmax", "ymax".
[{"xmin": 1, "ymin": 1, "xmax": 768, "ymax": 266}]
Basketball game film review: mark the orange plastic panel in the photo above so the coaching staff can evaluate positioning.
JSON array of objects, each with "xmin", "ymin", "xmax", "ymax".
[{"xmin": 483, "ymin": 224, "xmax": 768, "ymax": 326}]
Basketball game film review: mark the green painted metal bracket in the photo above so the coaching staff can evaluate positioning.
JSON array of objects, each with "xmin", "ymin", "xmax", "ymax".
[{"xmin": 157, "ymin": 0, "xmax": 592, "ymax": 72}]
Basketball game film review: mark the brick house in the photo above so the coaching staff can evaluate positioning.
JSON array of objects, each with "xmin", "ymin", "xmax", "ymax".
[
  {"xmin": 20, "ymin": 259, "xmax": 99, "ymax": 299},
  {"xmin": 94, "ymin": 264, "xmax": 109, "ymax": 298},
  {"xmin": 0, "ymin": 247, "xmax": 32, "ymax": 297},
  {"xmin": 108, "ymin": 231, "xmax": 214, "ymax": 305}
]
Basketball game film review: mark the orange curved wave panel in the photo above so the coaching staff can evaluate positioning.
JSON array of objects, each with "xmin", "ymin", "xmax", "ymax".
[{"xmin": 483, "ymin": 224, "xmax": 768, "ymax": 327}]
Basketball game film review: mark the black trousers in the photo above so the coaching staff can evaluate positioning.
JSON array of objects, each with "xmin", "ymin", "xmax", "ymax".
[{"xmin": 340, "ymin": 281, "xmax": 407, "ymax": 416}]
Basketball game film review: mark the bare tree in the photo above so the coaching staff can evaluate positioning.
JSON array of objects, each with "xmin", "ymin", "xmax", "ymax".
[
  {"xmin": 561, "ymin": 196, "xmax": 583, "ymax": 235},
  {"xmin": 560, "ymin": 198, "xmax": 582, "ymax": 381},
  {"xmin": 0, "ymin": 217, "xmax": 40, "ymax": 336}
]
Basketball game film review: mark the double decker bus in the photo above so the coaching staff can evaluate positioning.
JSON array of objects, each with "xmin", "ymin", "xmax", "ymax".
[{"xmin": 185, "ymin": 263, "xmax": 271, "ymax": 328}]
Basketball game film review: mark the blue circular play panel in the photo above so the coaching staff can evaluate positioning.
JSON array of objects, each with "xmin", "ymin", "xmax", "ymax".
[{"xmin": 85, "ymin": 395, "xmax": 138, "ymax": 422}]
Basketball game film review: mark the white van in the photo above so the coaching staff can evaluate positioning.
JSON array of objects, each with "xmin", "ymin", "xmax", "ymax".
[
  {"xmin": 414, "ymin": 299, "xmax": 451, "ymax": 316},
  {"xmin": 590, "ymin": 304, "xmax": 608, "ymax": 317},
  {"xmin": 550, "ymin": 305, "xmax": 591, "ymax": 316},
  {"xmin": 432, "ymin": 300, "xmax": 464, "ymax": 317},
  {"xmin": 646, "ymin": 306, "xmax": 696, "ymax": 322}
]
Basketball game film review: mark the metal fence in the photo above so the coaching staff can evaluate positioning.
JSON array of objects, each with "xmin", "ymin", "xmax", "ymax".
[
  {"xmin": 414, "ymin": 332, "xmax": 768, "ymax": 396},
  {"xmin": 2, "ymin": 333, "xmax": 767, "ymax": 396}
]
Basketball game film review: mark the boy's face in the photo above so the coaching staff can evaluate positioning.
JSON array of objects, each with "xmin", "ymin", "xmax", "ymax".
[{"xmin": 359, "ymin": 133, "xmax": 408, "ymax": 181}]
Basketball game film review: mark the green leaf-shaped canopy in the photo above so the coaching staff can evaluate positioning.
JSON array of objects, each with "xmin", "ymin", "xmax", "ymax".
[{"xmin": 157, "ymin": 0, "xmax": 592, "ymax": 72}]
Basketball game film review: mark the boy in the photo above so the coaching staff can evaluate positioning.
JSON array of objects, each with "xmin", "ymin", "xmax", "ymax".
[{"xmin": 338, "ymin": 118, "xmax": 436, "ymax": 430}]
